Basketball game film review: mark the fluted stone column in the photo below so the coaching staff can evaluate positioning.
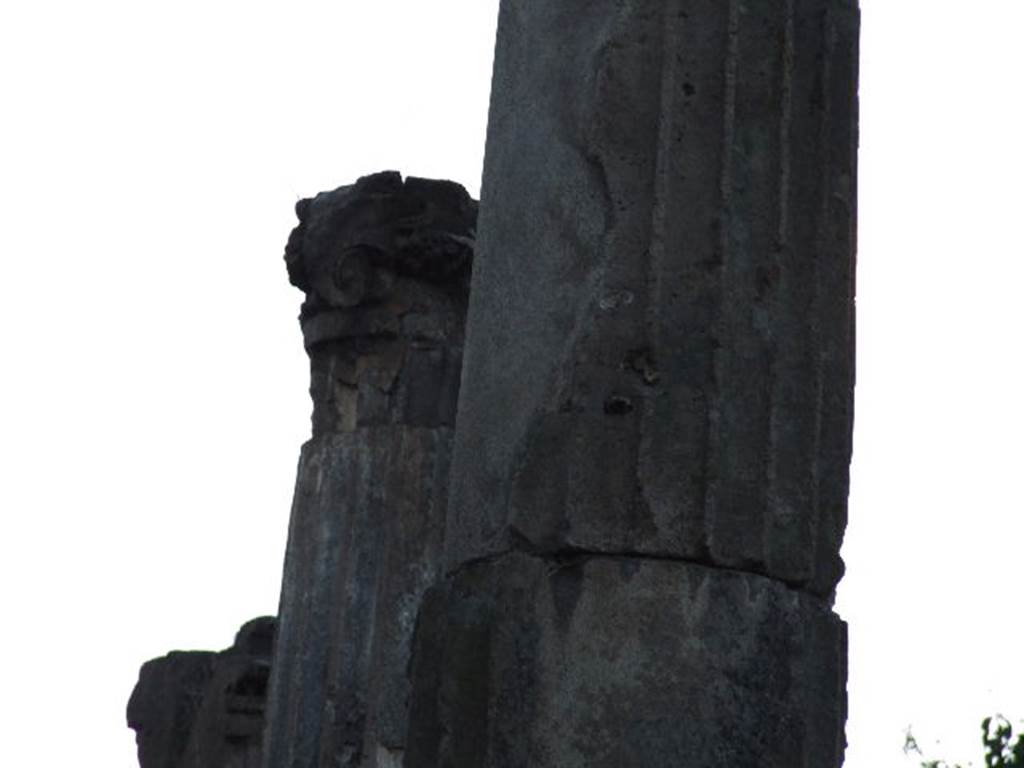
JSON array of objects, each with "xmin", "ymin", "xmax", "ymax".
[
  {"xmin": 406, "ymin": 1, "xmax": 858, "ymax": 766},
  {"xmin": 262, "ymin": 172, "xmax": 476, "ymax": 768}
]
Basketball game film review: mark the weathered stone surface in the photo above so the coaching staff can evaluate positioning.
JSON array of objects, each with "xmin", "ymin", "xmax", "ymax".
[
  {"xmin": 128, "ymin": 652, "xmax": 217, "ymax": 768},
  {"xmin": 261, "ymin": 172, "xmax": 475, "ymax": 768},
  {"xmin": 445, "ymin": 0, "xmax": 859, "ymax": 597},
  {"xmin": 407, "ymin": 554, "xmax": 846, "ymax": 768},
  {"xmin": 285, "ymin": 171, "xmax": 475, "ymax": 437},
  {"xmin": 404, "ymin": 2, "xmax": 858, "ymax": 765},
  {"xmin": 127, "ymin": 617, "xmax": 276, "ymax": 768},
  {"xmin": 264, "ymin": 429, "xmax": 453, "ymax": 768}
]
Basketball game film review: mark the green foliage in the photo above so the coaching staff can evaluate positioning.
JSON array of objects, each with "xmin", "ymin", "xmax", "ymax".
[
  {"xmin": 905, "ymin": 716, "xmax": 1024, "ymax": 768},
  {"xmin": 980, "ymin": 716, "xmax": 1024, "ymax": 768}
]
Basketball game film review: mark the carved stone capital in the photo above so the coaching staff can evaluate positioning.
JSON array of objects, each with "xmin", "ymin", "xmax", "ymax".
[
  {"xmin": 285, "ymin": 171, "xmax": 476, "ymax": 348},
  {"xmin": 284, "ymin": 172, "xmax": 477, "ymax": 435}
]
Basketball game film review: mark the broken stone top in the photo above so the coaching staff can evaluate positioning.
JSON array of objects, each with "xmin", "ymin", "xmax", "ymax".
[
  {"xmin": 285, "ymin": 171, "xmax": 476, "ymax": 348},
  {"xmin": 127, "ymin": 617, "xmax": 277, "ymax": 768},
  {"xmin": 288, "ymin": 172, "xmax": 476, "ymax": 435}
]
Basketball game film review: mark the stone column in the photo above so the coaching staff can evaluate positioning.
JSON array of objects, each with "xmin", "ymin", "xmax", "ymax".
[
  {"xmin": 262, "ymin": 172, "xmax": 476, "ymax": 768},
  {"xmin": 406, "ymin": 1, "xmax": 858, "ymax": 766},
  {"xmin": 128, "ymin": 617, "xmax": 276, "ymax": 768}
]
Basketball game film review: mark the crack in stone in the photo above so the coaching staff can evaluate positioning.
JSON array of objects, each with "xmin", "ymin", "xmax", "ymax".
[{"xmin": 447, "ymin": 542, "xmax": 835, "ymax": 604}]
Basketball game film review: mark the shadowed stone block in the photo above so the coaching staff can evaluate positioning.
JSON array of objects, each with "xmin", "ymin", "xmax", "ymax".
[
  {"xmin": 445, "ymin": 0, "xmax": 859, "ymax": 597},
  {"xmin": 127, "ymin": 618, "xmax": 276, "ymax": 768},
  {"xmin": 407, "ymin": 554, "xmax": 846, "ymax": 768},
  {"xmin": 261, "ymin": 172, "xmax": 475, "ymax": 768},
  {"xmin": 128, "ymin": 652, "xmax": 217, "ymax": 768}
]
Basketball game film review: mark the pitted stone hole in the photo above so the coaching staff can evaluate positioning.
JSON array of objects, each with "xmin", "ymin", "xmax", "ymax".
[
  {"xmin": 683, "ymin": 82, "xmax": 696, "ymax": 96},
  {"xmin": 227, "ymin": 664, "xmax": 270, "ymax": 699},
  {"xmin": 603, "ymin": 395, "xmax": 634, "ymax": 416},
  {"xmin": 625, "ymin": 348, "xmax": 659, "ymax": 386}
]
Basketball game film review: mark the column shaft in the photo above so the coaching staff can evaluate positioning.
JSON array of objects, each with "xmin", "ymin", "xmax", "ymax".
[
  {"xmin": 262, "ymin": 172, "xmax": 476, "ymax": 768},
  {"xmin": 408, "ymin": 2, "xmax": 859, "ymax": 766}
]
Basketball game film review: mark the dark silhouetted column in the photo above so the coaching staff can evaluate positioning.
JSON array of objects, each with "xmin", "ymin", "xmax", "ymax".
[
  {"xmin": 262, "ymin": 172, "xmax": 475, "ymax": 768},
  {"xmin": 407, "ymin": 1, "xmax": 858, "ymax": 766}
]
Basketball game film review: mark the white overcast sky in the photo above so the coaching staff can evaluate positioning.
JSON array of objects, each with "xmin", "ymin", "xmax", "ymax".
[{"xmin": 0, "ymin": 2, "xmax": 1021, "ymax": 767}]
